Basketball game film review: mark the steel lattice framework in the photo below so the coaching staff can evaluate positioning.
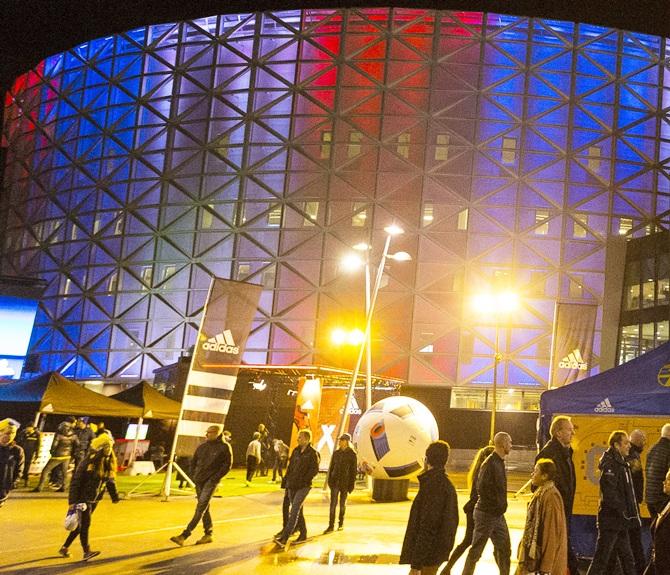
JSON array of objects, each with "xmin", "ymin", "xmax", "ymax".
[{"xmin": 2, "ymin": 9, "xmax": 670, "ymax": 387}]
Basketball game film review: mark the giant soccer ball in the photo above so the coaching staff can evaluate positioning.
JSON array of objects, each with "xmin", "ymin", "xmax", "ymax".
[{"xmin": 353, "ymin": 396, "xmax": 439, "ymax": 480}]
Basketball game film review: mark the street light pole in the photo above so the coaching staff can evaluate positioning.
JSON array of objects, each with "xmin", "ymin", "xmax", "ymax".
[{"xmin": 490, "ymin": 323, "xmax": 501, "ymax": 444}]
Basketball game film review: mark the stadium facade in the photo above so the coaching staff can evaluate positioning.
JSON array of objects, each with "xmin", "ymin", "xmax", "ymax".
[{"xmin": 3, "ymin": 9, "xmax": 670, "ymax": 406}]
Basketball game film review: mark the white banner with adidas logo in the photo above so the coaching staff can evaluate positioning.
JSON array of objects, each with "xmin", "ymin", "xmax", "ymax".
[
  {"xmin": 549, "ymin": 302, "xmax": 598, "ymax": 388},
  {"xmin": 174, "ymin": 277, "xmax": 262, "ymax": 456}
]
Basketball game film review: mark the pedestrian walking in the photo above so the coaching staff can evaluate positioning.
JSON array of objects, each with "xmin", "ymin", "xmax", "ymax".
[
  {"xmin": 646, "ymin": 469, "xmax": 670, "ymax": 575},
  {"xmin": 273, "ymin": 429, "xmax": 320, "ymax": 547},
  {"xmin": 73, "ymin": 419, "xmax": 95, "ymax": 470},
  {"xmin": 58, "ymin": 432, "xmax": 119, "ymax": 561},
  {"xmin": 245, "ymin": 432, "xmax": 262, "ymax": 485},
  {"xmin": 460, "ymin": 431, "xmax": 513, "ymax": 575},
  {"xmin": 0, "ymin": 418, "xmax": 24, "ymax": 507},
  {"xmin": 625, "ymin": 429, "xmax": 647, "ymax": 575},
  {"xmin": 170, "ymin": 425, "xmax": 232, "ymax": 546},
  {"xmin": 16, "ymin": 423, "xmax": 40, "ymax": 487},
  {"xmin": 399, "ymin": 440, "xmax": 459, "ymax": 575},
  {"xmin": 586, "ymin": 430, "xmax": 640, "ymax": 575},
  {"xmin": 272, "ymin": 438, "xmax": 289, "ymax": 483},
  {"xmin": 516, "ymin": 458, "xmax": 567, "ymax": 575},
  {"xmin": 442, "ymin": 445, "xmax": 494, "ymax": 575},
  {"xmin": 33, "ymin": 417, "xmax": 79, "ymax": 493},
  {"xmin": 324, "ymin": 433, "xmax": 357, "ymax": 533},
  {"xmin": 535, "ymin": 415, "xmax": 579, "ymax": 575},
  {"xmin": 645, "ymin": 424, "xmax": 670, "ymax": 518}
]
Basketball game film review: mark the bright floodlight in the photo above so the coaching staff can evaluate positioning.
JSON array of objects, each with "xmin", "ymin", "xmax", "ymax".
[
  {"xmin": 471, "ymin": 291, "xmax": 519, "ymax": 314},
  {"xmin": 390, "ymin": 251, "xmax": 412, "ymax": 262},
  {"xmin": 384, "ymin": 223, "xmax": 404, "ymax": 236},
  {"xmin": 348, "ymin": 328, "xmax": 365, "ymax": 345},
  {"xmin": 341, "ymin": 253, "xmax": 364, "ymax": 271},
  {"xmin": 353, "ymin": 242, "xmax": 371, "ymax": 251},
  {"xmin": 331, "ymin": 328, "xmax": 347, "ymax": 345}
]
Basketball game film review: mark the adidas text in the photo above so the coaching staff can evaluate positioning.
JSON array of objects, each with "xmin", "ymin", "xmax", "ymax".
[
  {"xmin": 594, "ymin": 398, "xmax": 615, "ymax": 413},
  {"xmin": 202, "ymin": 342, "xmax": 239, "ymax": 354}
]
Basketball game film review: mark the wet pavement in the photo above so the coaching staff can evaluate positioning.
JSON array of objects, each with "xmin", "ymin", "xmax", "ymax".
[{"xmin": 0, "ymin": 483, "xmax": 530, "ymax": 574}]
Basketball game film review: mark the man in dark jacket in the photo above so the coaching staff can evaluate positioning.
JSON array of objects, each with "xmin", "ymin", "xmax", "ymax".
[
  {"xmin": 16, "ymin": 423, "xmax": 40, "ymax": 486},
  {"xmin": 274, "ymin": 429, "xmax": 320, "ymax": 547},
  {"xmin": 536, "ymin": 415, "xmax": 578, "ymax": 575},
  {"xmin": 626, "ymin": 429, "xmax": 646, "ymax": 574},
  {"xmin": 170, "ymin": 425, "xmax": 233, "ymax": 546},
  {"xmin": 73, "ymin": 419, "xmax": 96, "ymax": 470},
  {"xmin": 400, "ymin": 440, "xmax": 458, "ymax": 575},
  {"xmin": 586, "ymin": 431, "xmax": 639, "ymax": 575},
  {"xmin": 461, "ymin": 431, "xmax": 512, "ymax": 575},
  {"xmin": 645, "ymin": 423, "xmax": 670, "ymax": 518},
  {"xmin": 324, "ymin": 432, "xmax": 358, "ymax": 533},
  {"xmin": 33, "ymin": 418, "xmax": 79, "ymax": 492},
  {"xmin": 0, "ymin": 419, "xmax": 24, "ymax": 507}
]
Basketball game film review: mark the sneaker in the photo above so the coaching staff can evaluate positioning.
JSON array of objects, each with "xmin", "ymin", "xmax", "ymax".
[
  {"xmin": 82, "ymin": 550, "xmax": 100, "ymax": 561},
  {"xmin": 337, "ymin": 525, "xmax": 344, "ymax": 531},
  {"xmin": 195, "ymin": 534, "xmax": 213, "ymax": 545},
  {"xmin": 323, "ymin": 526, "xmax": 334, "ymax": 534},
  {"xmin": 170, "ymin": 534, "xmax": 186, "ymax": 547},
  {"xmin": 295, "ymin": 533, "xmax": 307, "ymax": 543},
  {"xmin": 58, "ymin": 546, "xmax": 71, "ymax": 558},
  {"xmin": 273, "ymin": 536, "xmax": 287, "ymax": 548}
]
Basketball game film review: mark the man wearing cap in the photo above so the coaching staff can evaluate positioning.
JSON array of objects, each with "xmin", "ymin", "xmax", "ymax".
[
  {"xmin": 324, "ymin": 432, "xmax": 358, "ymax": 533},
  {"xmin": 170, "ymin": 425, "xmax": 233, "ymax": 546}
]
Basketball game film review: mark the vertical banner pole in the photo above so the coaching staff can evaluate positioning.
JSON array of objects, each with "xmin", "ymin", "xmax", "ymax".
[
  {"xmin": 128, "ymin": 416, "xmax": 143, "ymax": 468},
  {"xmin": 161, "ymin": 277, "xmax": 216, "ymax": 500}
]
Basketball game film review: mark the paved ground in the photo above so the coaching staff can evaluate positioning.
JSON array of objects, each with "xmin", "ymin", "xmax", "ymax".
[{"xmin": 0, "ymin": 472, "xmax": 534, "ymax": 575}]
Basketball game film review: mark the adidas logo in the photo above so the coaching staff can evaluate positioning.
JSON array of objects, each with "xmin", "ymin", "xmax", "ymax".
[
  {"xmin": 558, "ymin": 348, "xmax": 588, "ymax": 370},
  {"xmin": 202, "ymin": 330, "xmax": 239, "ymax": 355},
  {"xmin": 594, "ymin": 397, "xmax": 615, "ymax": 413},
  {"xmin": 338, "ymin": 396, "xmax": 362, "ymax": 416}
]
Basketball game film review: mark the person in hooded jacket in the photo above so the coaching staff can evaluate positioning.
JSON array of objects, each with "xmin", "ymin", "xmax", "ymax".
[
  {"xmin": 0, "ymin": 419, "xmax": 24, "ymax": 507},
  {"xmin": 16, "ymin": 423, "xmax": 40, "ymax": 487},
  {"xmin": 59, "ymin": 433, "xmax": 119, "ymax": 561},
  {"xmin": 586, "ymin": 430, "xmax": 640, "ymax": 575},
  {"xmin": 170, "ymin": 425, "xmax": 233, "ymax": 546},
  {"xmin": 324, "ymin": 433, "xmax": 358, "ymax": 533},
  {"xmin": 400, "ymin": 440, "xmax": 459, "ymax": 575},
  {"xmin": 34, "ymin": 417, "xmax": 79, "ymax": 493}
]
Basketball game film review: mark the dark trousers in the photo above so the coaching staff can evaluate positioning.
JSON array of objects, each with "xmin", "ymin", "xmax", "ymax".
[
  {"xmin": 182, "ymin": 479, "xmax": 217, "ymax": 537},
  {"xmin": 587, "ymin": 528, "xmax": 636, "ymax": 575},
  {"xmin": 36, "ymin": 457, "xmax": 70, "ymax": 491},
  {"xmin": 280, "ymin": 487, "xmax": 310, "ymax": 540},
  {"xmin": 328, "ymin": 487, "xmax": 348, "ymax": 528},
  {"xmin": 444, "ymin": 510, "xmax": 474, "ymax": 573},
  {"xmin": 246, "ymin": 456, "xmax": 258, "ymax": 482},
  {"xmin": 21, "ymin": 447, "xmax": 37, "ymax": 482},
  {"xmin": 63, "ymin": 503, "xmax": 94, "ymax": 552},
  {"xmin": 606, "ymin": 524, "xmax": 647, "ymax": 575},
  {"xmin": 461, "ymin": 509, "xmax": 511, "ymax": 575},
  {"xmin": 272, "ymin": 458, "xmax": 286, "ymax": 482}
]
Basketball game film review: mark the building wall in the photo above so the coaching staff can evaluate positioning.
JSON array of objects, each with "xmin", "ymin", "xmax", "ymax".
[{"xmin": 2, "ymin": 9, "xmax": 670, "ymax": 390}]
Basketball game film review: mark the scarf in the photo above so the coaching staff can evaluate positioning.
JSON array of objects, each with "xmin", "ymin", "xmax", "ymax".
[{"xmin": 519, "ymin": 480, "xmax": 555, "ymax": 570}]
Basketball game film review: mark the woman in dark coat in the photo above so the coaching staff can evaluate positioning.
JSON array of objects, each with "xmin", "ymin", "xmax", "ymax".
[
  {"xmin": 400, "ymin": 440, "xmax": 459, "ymax": 575},
  {"xmin": 0, "ymin": 419, "xmax": 24, "ymax": 507},
  {"xmin": 59, "ymin": 433, "xmax": 119, "ymax": 561},
  {"xmin": 646, "ymin": 469, "xmax": 670, "ymax": 575}
]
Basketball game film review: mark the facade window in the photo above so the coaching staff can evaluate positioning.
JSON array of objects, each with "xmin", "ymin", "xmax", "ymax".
[
  {"xmin": 658, "ymin": 253, "xmax": 670, "ymax": 305},
  {"xmin": 107, "ymin": 272, "xmax": 118, "ymax": 292},
  {"xmin": 435, "ymin": 133, "xmax": 450, "ymax": 161},
  {"xmin": 619, "ymin": 324, "xmax": 639, "ymax": 363},
  {"xmin": 573, "ymin": 213, "xmax": 588, "ymax": 238},
  {"xmin": 237, "ymin": 263, "xmax": 250, "ymax": 280},
  {"xmin": 70, "ymin": 224, "xmax": 78, "ymax": 241},
  {"xmin": 422, "ymin": 203, "xmax": 434, "ymax": 226},
  {"xmin": 141, "ymin": 266, "xmax": 153, "ymax": 288},
  {"xmin": 624, "ymin": 261, "xmax": 640, "ymax": 310},
  {"xmin": 457, "ymin": 208, "xmax": 468, "ymax": 231},
  {"xmin": 641, "ymin": 322, "xmax": 655, "ymax": 354},
  {"xmin": 93, "ymin": 216, "xmax": 102, "ymax": 235},
  {"xmin": 62, "ymin": 277, "xmax": 72, "ymax": 296},
  {"xmin": 302, "ymin": 201, "xmax": 319, "ymax": 227},
  {"xmin": 212, "ymin": 134, "xmax": 229, "ymax": 159},
  {"xmin": 267, "ymin": 205, "xmax": 282, "ymax": 227},
  {"xmin": 202, "ymin": 206, "xmax": 214, "ymax": 229},
  {"xmin": 348, "ymin": 131, "xmax": 362, "ymax": 158},
  {"xmin": 642, "ymin": 279, "xmax": 655, "ymax": 308},
  {"xmin": 262, "ymin": 264, "xmax": 276, "ymax": 288},
  {"xmin": 618, "ymin": 217, "xmax": 633, "ymax": 235},
  {"xmin": 161, "ymin": 264, "xmax": 176, "ymax": 283},
  {"xmin": 587, "ymin": 145, "xmax": 601, "ymax": 171},
  {"xmin": 569, "ymin": 276, "xmax": 583, "ymax": 298},
  {"xmin": 114, "ymin": 216, "xmax": 124, "ymax": 235},
  {"xmin": 534, "ymin": 209, "xmax": 550, "ymax": 235},
  {"xmin": 397, "ymin": 132, "xmax": 410, "ymax": 159},
  {"xmin": 320, "ymin": 131, "xmax": 332, "ymax": 159},
  {"xmin": 502, "ymin": 136, "xmax": 517, "ymax": 164},
  {"xmin": 657, "ymin": 321, "xmax": 669, "ymax": 345},
  {"xmin": 352, "ymin": 202, "xmax": 367, "ymax": 227}
]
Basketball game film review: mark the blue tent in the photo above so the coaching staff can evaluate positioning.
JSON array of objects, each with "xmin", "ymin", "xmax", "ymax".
[{"xmin": 539, "ymin": 340, "xmax": 670, "ymax": 445}]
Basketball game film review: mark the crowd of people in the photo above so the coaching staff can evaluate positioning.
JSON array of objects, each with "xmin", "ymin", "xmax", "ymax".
[{"xmin": 2, "ymin": 413, "xmax": 670, "ymax": 573}]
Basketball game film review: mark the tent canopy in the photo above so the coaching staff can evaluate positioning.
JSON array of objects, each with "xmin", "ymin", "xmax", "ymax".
[
  {"xmin": 0, "ymin": 372, "xmax": 143, "ymax": 418},
  {"xmin": 539, "ymin": 341, "xmax": 670, "ymax": 443},
  {"xmin": 110, "ymin": 381, "xmax": 180, "ymax": 420}
]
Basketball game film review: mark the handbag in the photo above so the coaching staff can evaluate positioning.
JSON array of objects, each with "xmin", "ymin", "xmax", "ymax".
[{"xmin": 63, "ymin": 502, "xmax": 87, "ymax": 531}]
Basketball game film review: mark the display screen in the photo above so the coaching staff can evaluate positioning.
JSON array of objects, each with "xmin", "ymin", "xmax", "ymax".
[{"xmin": 0, "ymin": 295, "xmax": 39, "ymax": 379}]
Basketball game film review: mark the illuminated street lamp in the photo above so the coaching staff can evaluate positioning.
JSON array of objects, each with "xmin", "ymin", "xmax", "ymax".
[
  {"xmin": 470, "ymin": 290, "xmax": 520, "ymax": 444},
  {"xmin": 337, "ymin": 224, "xmax": 410, "ymax": 441}
]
